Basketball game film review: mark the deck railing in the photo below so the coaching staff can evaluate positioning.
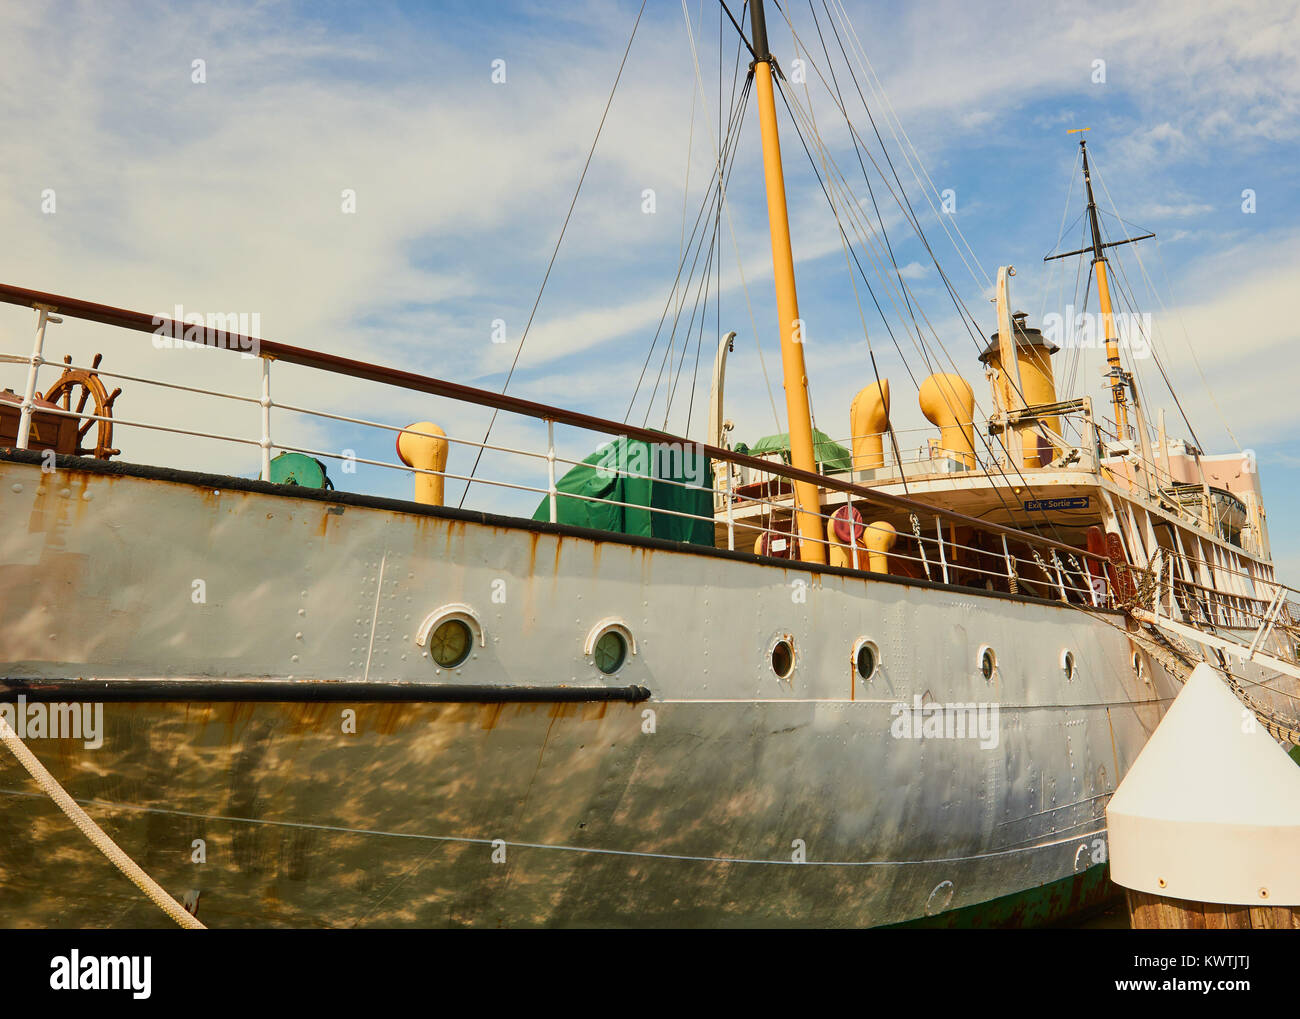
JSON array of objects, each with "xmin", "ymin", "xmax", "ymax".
[{"xmin": 0, "ymin": 281, "xmax": 1217, "ymax": 616}]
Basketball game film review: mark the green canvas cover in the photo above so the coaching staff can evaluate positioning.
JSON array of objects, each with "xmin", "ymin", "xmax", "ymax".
[
  {"xmin": 747, "ymin": 428, "xmax": 851, "ymax": 473},
  {"xmin": 531, "ymin": 436, "xmax": 714, "ymax": 546}
]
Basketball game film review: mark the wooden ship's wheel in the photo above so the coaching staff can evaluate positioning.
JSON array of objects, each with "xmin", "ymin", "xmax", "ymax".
[{"xmin": 41, "ymin": 353, "xmax": 122, "ymax": 459}]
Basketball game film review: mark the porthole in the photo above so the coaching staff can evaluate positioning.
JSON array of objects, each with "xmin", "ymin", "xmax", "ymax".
[
  {"xmin": 415, "ymin": 604, "xmax": 485, "ymax": 671},
  {"xmin": 429, "ymin": 619, "xmax": 472, "ymax": 668},
  {"xmin": 593, "ymin": 630, "xmax": 627, "ymax": 675},
  {"xmin": 583, "ymin": 619, "xmax": 637, "ymax": 676},
  {"xmin": 978, "ymin": 645, "xmax": 997, "ymax": 681},
  {"xmin": 853, "ymin": 638, "xmax": 880, "ymax": 682},
  {"xmin": 1061, "ymin": 649, "xmax": 1076, "ymax": 681},
  {"xmin": 771, "ymin": 637, "xmax": 795, "ymax": 680}
]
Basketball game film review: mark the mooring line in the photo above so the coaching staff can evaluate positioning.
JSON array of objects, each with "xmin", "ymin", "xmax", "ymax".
[
  {"xmin": 0, "ymin": 718, "xmax": 204, "ymax": 929},
  {"xmin": 0, "ymin": 786, "xmax": 1103, "ymax": 868}
]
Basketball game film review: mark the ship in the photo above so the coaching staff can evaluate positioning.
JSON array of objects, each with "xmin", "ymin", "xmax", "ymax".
[{"xmin": 2, "ymin": 0, "xmax": 1298, "ymax": 928}]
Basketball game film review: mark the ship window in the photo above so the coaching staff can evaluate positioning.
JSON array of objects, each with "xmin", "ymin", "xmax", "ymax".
[
  {"xmin": 1061, "ymin": 649, "xmax": 1076, "ymax": 681},
  {"xmin": 593, "ymin": 630, "xmax": 628, "ymax": 675},
  {"xmin": 583, "ymin": 619, "xmax": 637, "ymax": 676},
  {"xmin": 771, "ymin": 638, "xmax": 795, "ymax": 680},
  {"xmin": 854, "ymin": 638, "xmax": 879, "ymax": 682},
  {"xmin": 429, "ymin": 619, "xmax": 472, "ymax": 668},
  {"xmin": 979, "ymin": 645, "xmax": 997, "ymax": 681},
  {"xmin": 415, "ymin": 604, "xmax": 485, "ymax": 670}
]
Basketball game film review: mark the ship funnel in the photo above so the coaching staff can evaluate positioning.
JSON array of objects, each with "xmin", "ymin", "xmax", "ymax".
[
  {"xmin": 849, "ymin": 379, "xmax": 890, "ymax": 472},
  {"xmin": 918, "ymin": 373, "xmax": 976, "ymax": 469},
  {"xmin": 397, "ymin": 421, "xmax": 449, "ymax": 506},
  {"xmin": 979, "ymin": 311, "xmax": 1059, "ymax": 468}
]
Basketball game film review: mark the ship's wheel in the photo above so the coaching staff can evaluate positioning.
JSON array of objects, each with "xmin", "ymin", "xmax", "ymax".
[{"xmin": 41, "ymin": 353, "xmax": 122, "ymax": 459}]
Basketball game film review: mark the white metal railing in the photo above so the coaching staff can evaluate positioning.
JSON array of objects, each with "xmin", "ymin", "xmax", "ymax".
[{"xmin": 0, "ymin": 295, "xmax": 1162, "ymax": 612}]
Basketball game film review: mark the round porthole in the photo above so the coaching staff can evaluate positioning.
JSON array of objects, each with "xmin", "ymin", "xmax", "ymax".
[
  {"xmin": 584, "ymin": 619, "xmax": 637, "ymax": 676},
  {"xmin": 978, "ymin": 645, "xmax": 997, "ymax": 681},
  {"xmin": 415, "ymin": 604, "xmax": 485, "ymax": 670},
  {"xmin": 854, "ymin": 638, "xmax": 879, "ymax": 682},
  {"xmin": 429, "ymin": 618, "xmax": 472, "ymax": 668},
  {"xmin": 771, "ymin": 638, "xmax": 795, "ymax": 680},
  {"xmin": 1061, "ymin": 649, "xmax": 1076, "ymax": 681},
  {"xmin": 593, "ymin": 630, "xmax": 628, "ymax": 675}
]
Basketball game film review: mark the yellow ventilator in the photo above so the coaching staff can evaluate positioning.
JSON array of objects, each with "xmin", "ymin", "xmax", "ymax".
[
  {"xmin": 919, "ymin": 373, "xmax": 976, "ymax": 470},
  {"xmin": 850, "ymin": 379, "xmax": 890, "ymax": 472},
  {"xmin": 397, "ymin": 421, "xmax": 448, "ymax": 506},
  {"xmin": 863, "ymin": 520, "xmax": 896, "ymax": 574}
]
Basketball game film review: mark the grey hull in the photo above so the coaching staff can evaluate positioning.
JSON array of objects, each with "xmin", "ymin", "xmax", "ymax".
[{"xmin": 0, "ymin": 455, "xmax": 1185, "ymax": 926}]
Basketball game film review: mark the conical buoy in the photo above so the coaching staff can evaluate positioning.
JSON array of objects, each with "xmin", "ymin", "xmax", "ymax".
[{"xmin": 1107, "ymin": 663, "xmax": 1300, "ymax": 928}]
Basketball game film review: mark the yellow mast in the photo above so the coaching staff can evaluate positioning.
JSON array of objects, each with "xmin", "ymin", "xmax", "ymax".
[
  {"xmin": 1046, "ymin": 132, "xmax": 1155, "ymax": 446},
  {"xmin": 1080, "ymin": 135, "xmax": 1129, "ymax": 438},
  {"xmin": 749, "ymin": 0, "xmax": 825, "ymax": 565}
]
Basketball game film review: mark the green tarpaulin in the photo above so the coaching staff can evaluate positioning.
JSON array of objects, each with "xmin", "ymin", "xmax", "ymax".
[
  {"xmin": 746, "ymin": 428, "xmax": 851, "ymax": 473},
  {"xmin": 531, "ymin": 437, "xmax": 714, "ymax": 546}
]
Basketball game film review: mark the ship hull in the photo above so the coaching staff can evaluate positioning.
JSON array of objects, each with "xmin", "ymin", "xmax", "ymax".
[{"xmin": 0, "ymin": 452, "xmax": 1184, "ymax": 926}]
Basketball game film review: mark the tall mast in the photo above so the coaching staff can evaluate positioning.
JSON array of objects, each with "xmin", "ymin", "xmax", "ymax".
[
  {"xmin": 1080, "ymin": 139, "xmax": 1130, "ymax": 440},
  {"xmin": 749, "ymin": 0, "xmax": 825, "ymax": 565}
]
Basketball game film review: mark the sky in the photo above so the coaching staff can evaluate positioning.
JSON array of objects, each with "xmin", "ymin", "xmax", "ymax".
[{"xmin": 2, "ymin": 0, "xmax": 1298, "ymax": 575}]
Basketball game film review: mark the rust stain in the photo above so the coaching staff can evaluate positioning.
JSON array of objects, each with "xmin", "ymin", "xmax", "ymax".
[
  {"xmin": 477, "ymin": 702, "xmax": 506, "ymax": 731},
  {"xmin": 373, "ymin": 701, "xmax": 411, "ymax": 735}
]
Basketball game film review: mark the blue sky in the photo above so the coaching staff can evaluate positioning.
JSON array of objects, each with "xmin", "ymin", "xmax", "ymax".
[{"xmin": 2, "ymin": 0, "xmax": 1298, "ymax": 573}]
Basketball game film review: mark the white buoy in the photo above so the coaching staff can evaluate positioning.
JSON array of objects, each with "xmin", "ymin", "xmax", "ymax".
[{"xmin": 1107, "ymin": 663, "xmax": 1300, "ymax": 926}]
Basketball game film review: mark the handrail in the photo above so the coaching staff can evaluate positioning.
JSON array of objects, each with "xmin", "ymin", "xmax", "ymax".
[{"xmin": 0, "ymin": 281, "xmax": 1110, "ymax": 568}]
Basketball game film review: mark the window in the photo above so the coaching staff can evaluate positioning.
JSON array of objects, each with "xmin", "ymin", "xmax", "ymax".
[
  {"xmin": 593, "ymin": 630, "xmax": 628, "ymax": 675},
  {"xmin": 584, "ymin": 619, "xmax": 637, "ymax": 676},
  {"xmin": 429, "ymin": 619, "xmax": 472, "ymax": 668},
  {"xmin": 853, "ymin": 638, "xmax": 880, "ymax": 682},
  {"xmin": 415, "ymin": 604, "xmax": 485, "ymax": 671},
  {"xmin": 771, "ymin": 638, "xmax": 795, "ymax": 679}
]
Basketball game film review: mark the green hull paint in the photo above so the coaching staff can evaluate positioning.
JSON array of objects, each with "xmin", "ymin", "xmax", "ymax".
[{"xmin": 890, "ymin": 865, "xmax": 1119, "ymax": 929}]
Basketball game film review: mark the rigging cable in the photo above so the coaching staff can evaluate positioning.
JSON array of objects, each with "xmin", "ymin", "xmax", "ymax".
[{"xmin": 460, "ymin": 0, "xmax": 648, "ymax": 506}]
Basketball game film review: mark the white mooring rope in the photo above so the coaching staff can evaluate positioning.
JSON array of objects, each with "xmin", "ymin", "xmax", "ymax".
[{"xmin": 0, "ymin": 714, "xmax": 205, "ymax": 929}]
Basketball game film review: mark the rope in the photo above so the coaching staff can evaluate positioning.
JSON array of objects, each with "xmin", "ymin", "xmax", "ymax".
[
  {"xmin": 0, "ymin": 713, "xmax": 205, "ymax": 929},
  {"xmin": 459, "ymin": 0, "xmax": 649, "ymax": 506},
  {"xmin": 1132, "ymin": 625, "xmax": 1300, "ymax": 745}
]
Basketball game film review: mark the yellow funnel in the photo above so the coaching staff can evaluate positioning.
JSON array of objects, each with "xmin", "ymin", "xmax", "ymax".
[
  {"xmin": 919, "ymin": 373, "xmax": 976, "ymax": 469},
  {"xmin": 850, "ymin": 379, "xmax": 890, "ymax": 472},
  {"xmin": 981, "ymin": 312, "xmax": 1059, "ymax": 468},
  {"xmin": 863, "ymin": 520, "xmax": 897, "ymax": 574},
  {"xmin": 396, "ymin": 421, "xmax": 448, "ymax": 506}
]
